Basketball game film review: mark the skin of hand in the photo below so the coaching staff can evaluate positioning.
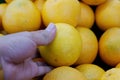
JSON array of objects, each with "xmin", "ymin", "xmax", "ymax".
[{"xmin": 0, "ymin": 23, "xmax": 56, "ymax": 80}]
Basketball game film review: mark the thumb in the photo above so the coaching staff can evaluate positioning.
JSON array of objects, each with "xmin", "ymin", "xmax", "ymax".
[{"xmin": 30, "ymin": 23, "xmax": 56, "ymax": 46}]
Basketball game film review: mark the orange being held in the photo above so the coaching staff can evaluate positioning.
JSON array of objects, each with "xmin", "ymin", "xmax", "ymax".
[{"xmin": 38, "ymin": 23, "xmax": 82, "ymax": 67}]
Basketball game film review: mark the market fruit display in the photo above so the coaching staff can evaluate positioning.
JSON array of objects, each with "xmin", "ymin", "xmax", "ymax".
[{"xmin": 1, "ymin": 0, "xmax": 120, "ymax": 79}]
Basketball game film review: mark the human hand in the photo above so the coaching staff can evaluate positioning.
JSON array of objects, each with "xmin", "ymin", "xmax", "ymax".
[{"xmin": 0, "ymin": 23, "xmax": 56, "ymax": 80}]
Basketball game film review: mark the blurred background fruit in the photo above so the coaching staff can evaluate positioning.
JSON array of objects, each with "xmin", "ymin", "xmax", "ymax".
[
  {"xmin": 95, "ymin": 0, "xmax": 120, "ymax": 31},
  {"xmin": 77, "ymin": 1, "xmax": 95, "ymax": 28},
  {"xmin": 101, "ymin": 68, "xmax": 120, "ymax": 80},
  {"xmin": 5, "ymin": 0, "xmax": 35, "ymax": 3},
  {"xmin": 0, "ymin": 3, "xmax": 7, "ymax": 30},
  {"xmin": 99, "ymin": 27, "xmax": 120, "ymax": 66},
  {"xmin": 41, "ymin": 0, "xmax": 81, "ymax": 27},
  {"xmin": 2, "ymin": 0, "xmax": 41, "ymax": 33},
  {"xmin": 43, "ymin": 66, "xmax": 87, "ymax": 80},
  {"xmin": 76, "ymin": 64, "xmax": 105, "ymax": 80},
  {"xmin": 74, "ymin": 27, "xmax": 98, "ymax": 65},
  {"xmin": 34, "ymin": 0, "xmax": 45, "ymax": 12},
  {"xmin": 81, "ymin": 0, "xmax": 107, "ymax": 6}
]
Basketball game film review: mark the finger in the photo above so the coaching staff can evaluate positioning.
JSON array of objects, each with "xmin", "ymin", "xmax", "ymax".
[
  {"xmin": 37, "ymin": 66, "xmax": 53, "ymax": 76},
  {"xmin": 35, "ymin": 61, "xmax": 47, "ymax": 66},
  {"xmin": 30, "ymin": 23, "xmax": 56, "ymax": 45}
]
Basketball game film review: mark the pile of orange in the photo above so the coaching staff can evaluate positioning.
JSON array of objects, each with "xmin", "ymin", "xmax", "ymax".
[{"xmin": 1, "ymin": 0, "xmax": 120, "ymax": 80}]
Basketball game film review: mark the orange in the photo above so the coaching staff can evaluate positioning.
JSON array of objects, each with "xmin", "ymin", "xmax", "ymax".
[
  {"xmin": 77, "ymin": 1, "xmax": 94, "ymax": 28},
  {"xmin": 2, "ymin": 0, "xmax": 41, "ymax": 33},
  {"xmin": 0, "ymin": 3, "xmax": 7, "ymax": 30},
  {"xmin": 38, "ymin": 23, "xmax": 82, "ymax": 67},
  {"xmin": 99, "ymin": 27, "xmax": 120, "ymax": 66},
  {"xmin": 101, "ymin": 68, "xmax": 120, "ymax": 80},
  {"xmin": 34, "ymin": 0, "xmax": 46, "ymax": 12},
  {"xmin": 5, "ymin": 0, "xmax": 35, "ymax": 3},
  {"xmin": 76, "ymin": 64, "xmax": 105, "ymax": 80},
  {"xmin": 82, "ymin": 0, "xmax": 107, "ymax": 5},
  {"xmin": 74, "ymin": 27, "xmax": 98, "ymax": 65},
  {"xmin": 43, "ymin": 66, "xmax": 87, "ymax": 80},
  {"xmin": 95, "ymin": 0, "xmax": 120, "ymax": 31},
  {"xmin": 41, "ymin": 0, "xmax": 81, "ymax": 27}
]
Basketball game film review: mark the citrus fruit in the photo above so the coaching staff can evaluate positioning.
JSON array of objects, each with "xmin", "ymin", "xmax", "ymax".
[
  {"xmin": 38, "ymin": 23, "xmax": 82, "ymax": 67},
  {"xmin": 0, "ymin": 3, "xmax": 7, "ymax": 30},
  {"xmin": 5, "ymin": 0, "xmax": 35, "ymax": 3},
  {"xmin": 43, "ymin": 66, "xmax": 87, "ymax": 80},
  {"xmin": 34, "ymin": 0, "xmax": 46, "ymax": 12},
  {"xmin": 99, "ymin": 27, "xmax": 120, "ymax": 66},
  {"xmin": 41, "ymin": 0, "xmax": 81, "ymax": 27},
  {"xmin": 82, "ymin": 0, "xmax": 107, "ymax": 5},
  {"xmin": 101, "ymin": 68, "xmax": 120, "ymax": 80},
  {"xmin": 77, "ymin": 2, "xmax": 94, "ymax": 28},
  {"xmin": 95, "ymin": 0, "xmax": 120, "ymax": 31},
  {"xmin": 76, "ymin": 64, "xmax": 105, "ymax": 80},
  {"xmin": 74, "ymin": 27, "xmax": 98, "ymax": 65},
  {"xmin": 2, "ymin": 0, "xmax": 41, "ymax": 33}
]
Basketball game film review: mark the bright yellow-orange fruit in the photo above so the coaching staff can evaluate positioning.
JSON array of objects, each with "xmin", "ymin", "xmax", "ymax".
[
  {"xmin": 39, "ymin": 23, "xmax": 82, "ymax": 67},
  {"xmin": 34, "ymin": 0, "xmax": 46, "ymax": 12},
  {"xmin": 43, "ymin": 66, "xmax": 87, "ymax": 80},
  {"xmin": 95, "ymin": 0, "xmax": 120, "ymax": 31},
  {"xmin": 74, "ymin": 27, "xmax": 98, "ymax": 65},
  {"xmin": 41, "ymin": 0, "xmax": 81, "ymax": 27},
  {"xmin": 0, "ymin": 3, "xmax": 7, "ymax": 30},
  {"xmin": 76, "ymin": 64, "xmax": 105, "ymax": 80},
  {"xmin": 99, "ymin": 27, "xmax": 120, "ymax": 66},
  {"xmin": 5, "ymin": 0, "xmax": 35, "ymax": 3},
  {"xmin": 77, "ymin": 2, "xmax": 94, "ymax": 28},
  {"xmin": 101, "ymin": 68, "xmax": 120, "ymax": 80},
  {"xmin": 82, "ymin": 0, "xmax": 107, "ymax": 5},
  {"xmin": 2, "ymin": 0, "xmax": 41, "ymax": 33}
]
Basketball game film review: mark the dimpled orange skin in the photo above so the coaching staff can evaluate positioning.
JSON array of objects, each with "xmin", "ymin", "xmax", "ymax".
[{"xmin": 2, "ymin": 0, "xmax": 41, "ymax": 33}]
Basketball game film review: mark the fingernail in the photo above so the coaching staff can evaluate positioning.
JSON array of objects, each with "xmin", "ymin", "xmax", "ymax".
[{"xmin": 46, "ymin": 23, "xmax": 56, "ymax": 32}]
